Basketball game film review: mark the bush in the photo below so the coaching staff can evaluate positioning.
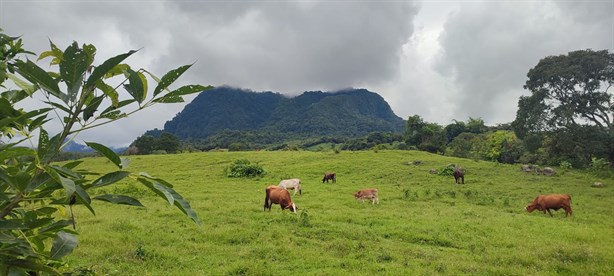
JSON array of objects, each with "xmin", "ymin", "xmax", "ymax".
[
  {"xmin": 226, "ymin": 159, "xmax": 266, "ymax": 178},
  {"xmin": 438, "ymin": 164, "xmax": 457, "ymax": 176}
]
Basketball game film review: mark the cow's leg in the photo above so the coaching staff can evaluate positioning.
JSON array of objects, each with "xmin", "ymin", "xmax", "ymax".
[
  {"xmin": 547, "ymin": 209, "xmax": 554, "ymax": 217},
  {"xmin": 565, "ymin": 206, "xmax": 572, "ymax": 217},
  {"xmin": 461, "ymin": 176, "xmax": 464, "ymax": 184}
]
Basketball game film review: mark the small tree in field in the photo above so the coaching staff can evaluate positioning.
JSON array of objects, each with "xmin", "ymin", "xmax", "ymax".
[{"xmin": 0, "ymin": 30, "xmax": 211, "ymax": 274}]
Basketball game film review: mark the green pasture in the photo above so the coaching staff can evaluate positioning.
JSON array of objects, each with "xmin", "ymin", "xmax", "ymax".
[{"xmin": 62, "ymin": 150, "xmax": 613, "ymax": 275}]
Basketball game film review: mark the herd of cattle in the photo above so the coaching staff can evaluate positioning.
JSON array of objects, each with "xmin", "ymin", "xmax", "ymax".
[{"xmin": 264, "ymin": 167, "xmax": 573, "ymax": 217}]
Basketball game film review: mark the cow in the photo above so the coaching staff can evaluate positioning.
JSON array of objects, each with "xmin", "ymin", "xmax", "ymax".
[
  {"xmin": 525, "ymin": 194, "xmax": 572, "ymax": 217},
  {"xmin": 278, "ymin": 178, "xmax": 302, "ymax": 196},
  {"xmin": 264, "ymin": 185, "xmax": 297, "ymax": 213},
  {"xmin": 453, "ymin": 167, "xmax": 464, "ymax": 184},
  {"xmin": 322, "ymin": 172, "xmax": 336, "ymax": 183},
  {"xmin": 354, "ymin": 188, "xmax": 379, "ymax": 204}
]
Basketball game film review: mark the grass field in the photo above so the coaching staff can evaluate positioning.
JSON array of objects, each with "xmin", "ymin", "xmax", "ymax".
[{"xmin": 62, "ymin": 150, "xmax": 614, "ymax": 275}]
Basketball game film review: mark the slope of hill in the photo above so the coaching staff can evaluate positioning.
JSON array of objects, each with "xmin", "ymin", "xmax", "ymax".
[{"xmin": 159, "ymin": 87, "xmax": 405, "ymax": 141}]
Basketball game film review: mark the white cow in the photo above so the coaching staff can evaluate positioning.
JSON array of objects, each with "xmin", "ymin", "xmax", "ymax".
[{"xmin": 278, "ymin": 178, "xmax": 302, "ymax": 196}]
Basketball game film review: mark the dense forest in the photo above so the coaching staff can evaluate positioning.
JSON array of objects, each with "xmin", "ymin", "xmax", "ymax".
[{"xmin": 127, "ymin": 49, "xmax": 613, "ymax": 169}]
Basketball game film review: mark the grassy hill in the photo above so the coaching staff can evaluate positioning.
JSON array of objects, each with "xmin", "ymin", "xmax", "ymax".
[{"xmin": 63, "ymin": 150, "xmax": 613, "ymax": 275}]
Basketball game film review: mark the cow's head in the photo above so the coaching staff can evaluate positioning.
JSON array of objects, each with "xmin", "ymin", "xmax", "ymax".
[
  {"xmin": 291, "ymin": 203, "xmax": 297, "ymax": 213},
  {"xmin": 525, "ymin": 204, "xmax": 538, "ymax": 213}
]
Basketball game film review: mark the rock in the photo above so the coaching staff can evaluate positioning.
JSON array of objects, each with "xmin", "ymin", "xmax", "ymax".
[
  {"xmin": 542, "ymin": 167, "xmax": 556, "ymax": 176},
  {"xmin": 429, "ymin": 169, "xmax": 437, "ymax": 174}
]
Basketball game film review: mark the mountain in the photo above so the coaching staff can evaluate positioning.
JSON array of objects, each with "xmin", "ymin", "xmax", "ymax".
[
  {"xmin": 61, "ymin": 140, "xmax": 126, "ymax": 154},
  {"xmin": 159, "ymin": 86, "xmax": 405, "ymax": 141}
]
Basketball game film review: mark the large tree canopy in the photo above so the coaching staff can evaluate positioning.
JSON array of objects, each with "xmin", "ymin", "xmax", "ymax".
[
  {"xmin": 512, "ymin": 49, "xmax": 614, "ymax": 166},
  {"xmin": 513, "ymin": 49, "xmax": 614, "ymax": 137}
]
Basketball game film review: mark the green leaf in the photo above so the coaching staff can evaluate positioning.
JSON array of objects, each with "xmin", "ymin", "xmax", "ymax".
[
  {"xmin": 28, "ymin": 115, "xmax": 50, "ymax": 132},
  {"xmin": 5, "ymin": 259, "xmax": 61, "ymax": 275},
  {"xmin": 50, "ymin": 231, "xmax": 78, "ymax": 260},
  {"xmin": 74, "ymin": 185, "xmax": 95, "ymax": 215},
  {"xmin": 34, "ymin": 207, "xmax": 58, "ymax": 216},
  {"xmin": 62, "ymin": 160, "xmax": 83, "ymax": 170},
  {"xmin": 44, "ymin": 100, "xmax": 73, "ymax": 115},
  {"xmin": 94, "ymin": 194, "xmax": 144, "ymax": 207},
  {"xmin": 0, "ymin": 146, "xmax": 35, "ymax": 161},
  {"xmin": 85, "ymin": 142, "xmax": 122, "ymax": 169},
  {"xmin": 84, "ymin": 50, "xmax": 137, "ymax": 91},
  {"xmin": 153, "ymin": 64, "xmax": 192, "ymax": 96},
  {"xmin": 38, "ymin": 40, "xmax": 64, "ymax": 63},
  {"xmin": 139, "ymin": 177, "xmax": 174, "ymax": 205},
  {"xmin": 7, "ymin": 73, "xmax": 37, "ymax": 96},
  {"xmin": 60, "ymin": 41, "xmax": 92, "ymax": 100},
  {"xmin": 15, "ymin": 60, "xmax": 64, "ymax": 100},
  {"xmin": 154, "ymin": 84, "xmax": 211, "ymax": 103},
  {"xmin": 0, "ymin": 220, "xmax": 27, "ymax": 230},
  {"xmin": 39, "ymin": 219, "xmax": 73, "ymax": 233},
  {"xmin": 37, "ymin": 128, "xmax": 50, "ymax": 161},
  {"xmin": 44, "ymin": 165, "xmax": 76, "ymax": 195},
  {"xmin": 137, "ymin": 177, "xmax": 200, "ymax": 224},
  {"xmin": 12, "ymin": 171, "xmax": 31, "ymax": 192},
  {"xmin": 96, "ymin": 80, "xmax": 119, "ymax": 107},
  {"xmin": 42, "ymin": 133, "xmax": 62, "ymax": 163},
  {"xmin": 104, "ymin": 63, "xmax": 130, "ymax": 79},
  {"xmin": 90, "ymin": 171, "xmax": 130, "ymax": 188},
  {"xmin": 123, "ymin": 68, "xmax": 145, "ymax": 103},
  {"xmin": 152, "ymin": 95, "xmax": 184, "ymax": 103},
  {"xmin": 99, "ymin": 99, "xmax": 135, "ymax": 117},
  {"xmin": 83, "ymin": 95, "xmax": 104, "ymax": 121}
]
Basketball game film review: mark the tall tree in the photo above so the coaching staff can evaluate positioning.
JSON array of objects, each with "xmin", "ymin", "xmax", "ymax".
[{"xmin": 512, "ymin": 49, "xmax": 614, "ymax": 165}]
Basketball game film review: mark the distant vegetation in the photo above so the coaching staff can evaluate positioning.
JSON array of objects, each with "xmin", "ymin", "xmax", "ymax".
[{"xmin": 126, "ymin": 49, "xmax": 614, "ymax": 170}]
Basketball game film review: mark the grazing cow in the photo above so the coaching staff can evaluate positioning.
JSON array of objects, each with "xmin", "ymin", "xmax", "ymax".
[
  {"xmin": 264, "ymin": 185, "xmax": 297, "ymax": 213},
  {"xmin": 453, "ymin": 167, "xmax": 464, "ymax": 184},
  {"xmin": 278, "ymin": 178, "xmax": 302, "ymax": 196},
  {"xmin": 525, "ymin": 194, "xmax": 572, "ymax": 217},
  {"xmin": 322, "ymin": 172, "xmax": 336, "ymax": 183},
  {"xmin": 354, "ymin": 188, "xmax": 379, "ymax": 204}
]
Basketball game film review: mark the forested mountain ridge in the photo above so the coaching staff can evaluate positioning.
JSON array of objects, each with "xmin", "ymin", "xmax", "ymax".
[{"xmin": 159, "ymin": 86, "xmax": 405, "ymax": 140}]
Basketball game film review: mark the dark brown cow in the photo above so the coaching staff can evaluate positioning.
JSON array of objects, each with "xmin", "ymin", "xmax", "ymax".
[
  {"xmin": 354, "ymin": 188, "xmax": 379, "ymax": 204},
  {"xmin": 322, "ymin": 172, "xmax": 336, "ymax": 183},
  {"xmin": 264, "ymin": 185, "xmax": 297, "ymax": 213},
  {"xmin": 525, "ymin": 194, "xmax": 572, "ymax": 217},
  {"xmin": 453, "ymin": 167, "xmax": 464, "ymax": 184}
]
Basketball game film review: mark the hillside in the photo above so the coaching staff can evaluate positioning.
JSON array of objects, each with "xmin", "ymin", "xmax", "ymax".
[{"xmin": 159, "ymin": 87, "xmax": 405, "ymax": 140}]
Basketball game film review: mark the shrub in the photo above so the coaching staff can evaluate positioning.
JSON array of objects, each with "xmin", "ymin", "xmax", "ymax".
[{"xmin": 226, "ymin": 159, "xmax": 266, "ymax": 178}]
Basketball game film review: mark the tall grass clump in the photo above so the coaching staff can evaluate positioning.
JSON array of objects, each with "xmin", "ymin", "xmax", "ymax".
[{"xmin": 225, "ymin": 159, "xmax": 266, "ymax": 177}]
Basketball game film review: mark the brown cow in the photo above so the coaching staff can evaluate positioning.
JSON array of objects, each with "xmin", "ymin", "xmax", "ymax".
[
  {"xmin": 322, "ymin": 172, "xmax": 336, "ymax": 183},
  {"xmin": 264, "ymin": 185, "xmax": 297, "ymax": 213},
  {"xmin": 525, "ymin": 194, "xmax": 572, "ymax": 217},
  {"xmin": 354, "ymin": 188, "xmax": 379, "ymax": 204},
  {"xmin": 453, "ymin": 167, "xmax": 464, "ymax": 184}
]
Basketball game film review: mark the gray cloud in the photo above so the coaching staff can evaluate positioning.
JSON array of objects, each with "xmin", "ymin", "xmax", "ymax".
[
  {"xmin": 1, "ymin": 1, "xmax": 419, "ymax": 146},
  {"xmin": 1, "ymin": 0, "xmax": 612, "ymax": 147},
  {"xmin": 435, "ymin": 1, "xmax": 613, "ymax": 125}
]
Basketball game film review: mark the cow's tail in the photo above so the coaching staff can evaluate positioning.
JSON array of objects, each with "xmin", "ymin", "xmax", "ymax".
[
  {"xmin": 567, "ymin": 194, "xmax": 572, "ymax": 203},
  {"xmin": 264, "ymin": 188, "xmax": 271, "ymax": 211}
]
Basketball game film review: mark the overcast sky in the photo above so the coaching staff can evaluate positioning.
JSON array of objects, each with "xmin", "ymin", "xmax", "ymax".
[{"xmin": 1, "ymin": 0, "xmax": 613, "ymax": 147}]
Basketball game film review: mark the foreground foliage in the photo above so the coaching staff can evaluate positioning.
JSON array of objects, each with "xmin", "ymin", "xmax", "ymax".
[{"xmin": 0, "ymin": 31, "xmax": 205, "ymax": 274}]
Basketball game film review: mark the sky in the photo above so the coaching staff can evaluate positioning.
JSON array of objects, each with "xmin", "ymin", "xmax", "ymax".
[{"xmin": 1, "ymin": 0, "xmax": 613, "ymax": 147}]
